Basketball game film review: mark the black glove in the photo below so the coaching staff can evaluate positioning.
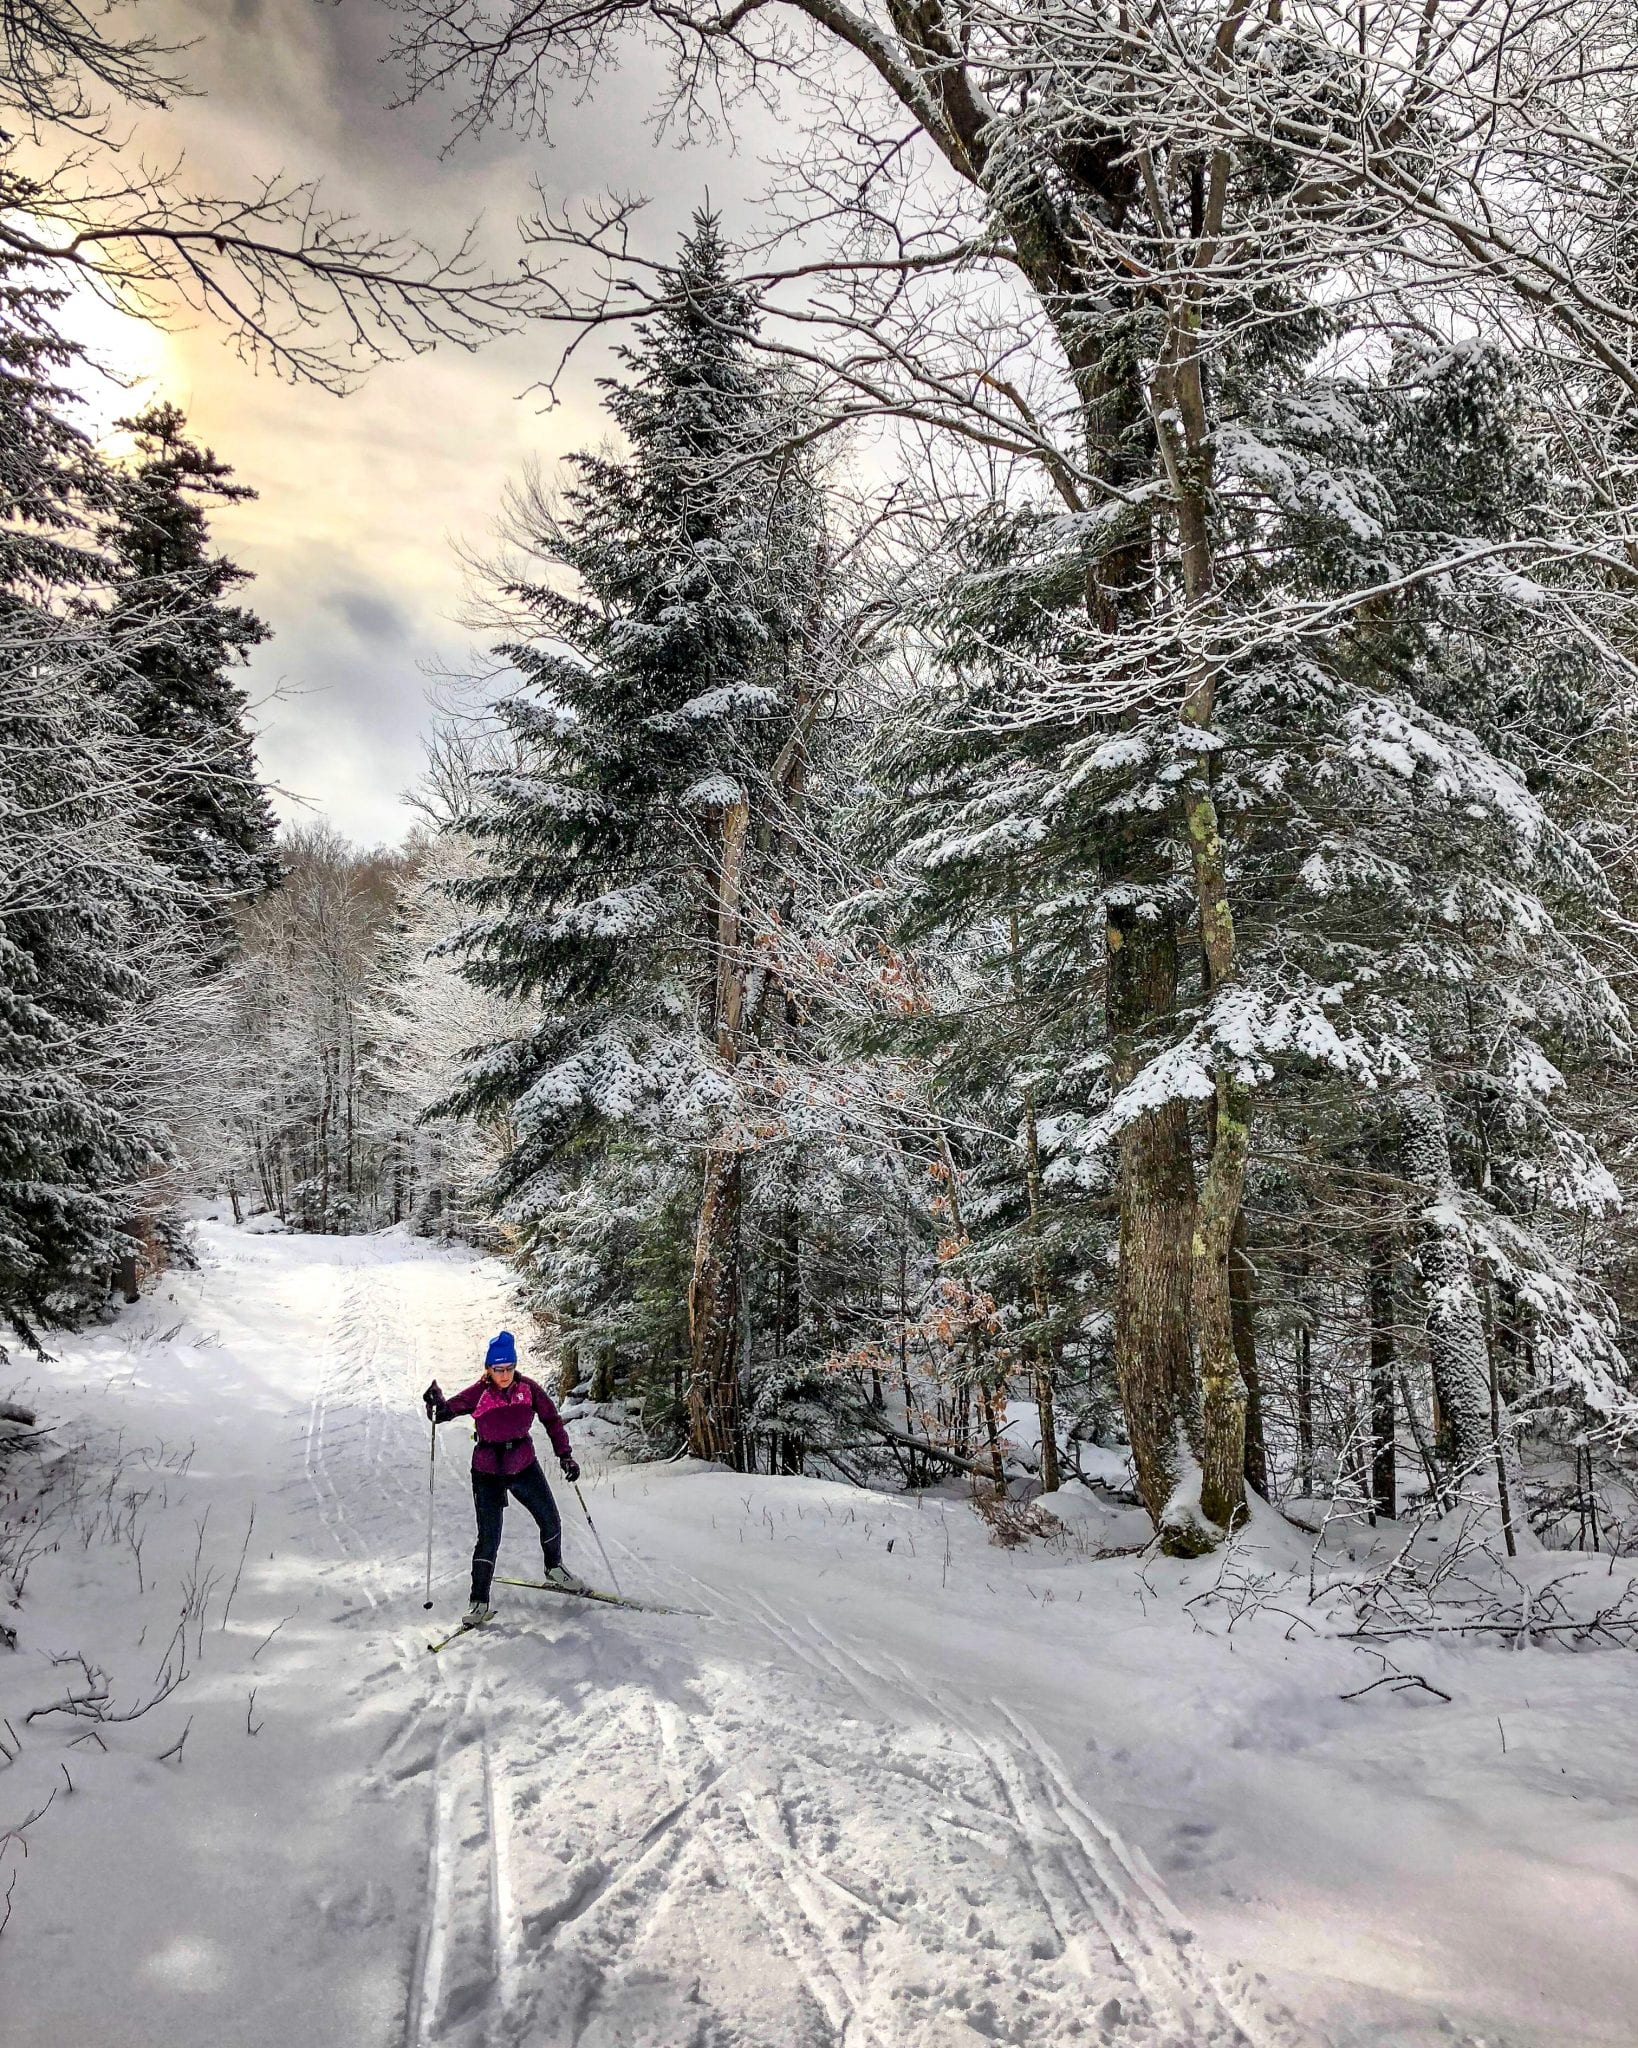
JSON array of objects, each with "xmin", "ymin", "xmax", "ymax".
[
  {"xmin": 422, "ymin": 1381, "xmax": 443, "ymax": 1420},
  {"xmin": 560, "ymin": 1456, "xmax": 580, "ymax": 1483}
]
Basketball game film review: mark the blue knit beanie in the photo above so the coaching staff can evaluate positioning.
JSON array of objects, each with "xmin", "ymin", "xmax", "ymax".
[{"xmin": 485, "ymin": 1330, "xmax": 517, "ymax": 1368}]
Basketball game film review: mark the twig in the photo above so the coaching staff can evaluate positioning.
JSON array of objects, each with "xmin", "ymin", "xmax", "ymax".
[
  {"xmin": 250, "ymin": 1611, "xmax": 296, "ymax": 1661},
  {"xmin": 25, "ymin": 1690, "xmax": 110, "ymax": 1725},
  {"xmin": 1340, "ymin": 1672, "xmax": 1452, "ymax": 1703},
  {"xmin": 0, "ymin": 1783, "xmax": 57, "ymax": 1850},
  {"xmin": 155, "ymin": 1717, "xmax": 193, "ymax": 1766},
  {"xmin": 220, "ymin": 1505, "xmax": 255, "ymax": 1632}
]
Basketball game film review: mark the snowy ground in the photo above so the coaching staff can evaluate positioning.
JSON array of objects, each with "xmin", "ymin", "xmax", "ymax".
[{"xmin": 2, "ymin": 1224, "xmax": 1636, "ymax": 2048}]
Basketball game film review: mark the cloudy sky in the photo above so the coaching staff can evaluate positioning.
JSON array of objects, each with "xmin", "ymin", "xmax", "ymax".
[{"xmin": 74, "ymin": 0, "xmax": 764, "ymax": 845}]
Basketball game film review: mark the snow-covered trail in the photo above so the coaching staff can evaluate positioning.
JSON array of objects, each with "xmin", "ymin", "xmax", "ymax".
[{"xmin": 4, "ymin": 1225, "xmax": 1636, "ymax": 2048}]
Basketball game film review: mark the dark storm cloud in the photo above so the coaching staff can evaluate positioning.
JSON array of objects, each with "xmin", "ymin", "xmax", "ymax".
[{"xmin": 327, "ymin": 587, "xmax": 411, "ymax": 647}]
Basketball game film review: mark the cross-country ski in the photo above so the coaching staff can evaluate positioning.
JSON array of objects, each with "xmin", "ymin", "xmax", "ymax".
[
  {"xmin": 427, "ymin": 1580, "xmax": 677, "ymax": 1649},
  {"xmin": 426, "ymin": 1617, "xmax": 490, "ymax": 1655},
  {"xmin": 496, "ymin": 1576, "xmax": 681, "ymax": 1614}
]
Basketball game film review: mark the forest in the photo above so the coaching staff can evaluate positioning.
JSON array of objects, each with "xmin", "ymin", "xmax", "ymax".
[
  {"xmin": 5, "ymin": 0, "xmax": 1638, "ymax": 1567},
  {"xmin": 9, "ymin": 5, "xmax": 1638, "ymax": 2041}
]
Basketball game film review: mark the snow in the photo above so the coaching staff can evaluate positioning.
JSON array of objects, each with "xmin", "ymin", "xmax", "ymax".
[
  {"xmin": 664, "ymin": 683, "xmax": 780, "ymax": 724},
  {"xmin": 681, "ymin": 772, "xmax": 747, "ymax": 811},
  {"xmin": 4, "ymin": 1224, "xmax": 1638, "ymax": 2048},
  {"xmin": 537, "ymin": 884, "xmax": 665, "ymax": 941},
  {"xmin": 1054, "ymin": 987, "xmax": 1374, "ymax": 1165}
]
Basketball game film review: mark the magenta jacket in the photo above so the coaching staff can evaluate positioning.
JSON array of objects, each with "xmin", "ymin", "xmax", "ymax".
[{"xmin": 433, "ymin": 1373, "xmax": 573, "ymax": 1478}]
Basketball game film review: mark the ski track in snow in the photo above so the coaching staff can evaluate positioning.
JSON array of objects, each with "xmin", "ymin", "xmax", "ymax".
[
  {"xmin": 33, "ymin": 1226, "xmax": 1619, "ymax": 2047},
  {"xmin": 256, "ymin": 1231, "xmax": 1298, "ymax": 2048},
  {"xmin": 15, "ymin": 1212, "xmax": 1637, "ymax": 2048}
]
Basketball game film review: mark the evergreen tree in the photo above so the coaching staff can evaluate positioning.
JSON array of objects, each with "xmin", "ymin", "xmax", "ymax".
[
  {"xmin": 102, "ymin": 401, "xmax": 278, "ymax": 970},
  {"xmin": 0, "ymin": 256, "xmax": 162, "ymax": 1339},
  {"xmin": 1033, "ymin": 335, "xmax": 1636, "ymax": 1509},
  {"xmin": 858, "ymin": 324, "xmax": 1636, "ymax": 1531},
  {"xmin": 856, "ymin": 507, "xmax": 1124, "ymax": 1492},
  {"xmin": 451, "ymin": 213, "xmax": 827, "ymax": 1462}
]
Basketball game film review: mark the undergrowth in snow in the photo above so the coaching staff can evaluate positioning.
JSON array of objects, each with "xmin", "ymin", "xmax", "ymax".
[{"xmin": 2, "ymin": 1225, "xmax": 1636, "ymax": 2048}]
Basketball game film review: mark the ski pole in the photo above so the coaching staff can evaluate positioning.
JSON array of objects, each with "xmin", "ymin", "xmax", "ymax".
[
  {"xmin": 573, "ymin": 1481, "xmax": 622, "ymax": 1597},
  {"xmin": 423, "ymin": 1415, "xmax": 437, "ymax": 1610}
]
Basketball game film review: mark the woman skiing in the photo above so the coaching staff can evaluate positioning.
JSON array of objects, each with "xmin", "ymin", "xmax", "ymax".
[{"xmin": 422, "ymin": 1331, "xmax": 587, "ymax": 1626}]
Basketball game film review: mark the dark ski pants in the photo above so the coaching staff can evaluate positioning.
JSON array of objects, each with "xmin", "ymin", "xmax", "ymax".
[{"xmin": 471, "ymin": 1459, "xmax": 561, "ymax": 1602}]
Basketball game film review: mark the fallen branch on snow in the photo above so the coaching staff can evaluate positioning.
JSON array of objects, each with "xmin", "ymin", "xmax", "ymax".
[{"xmin": 1340, "ymin": 1672, "xmax": 1452, "ymax": 1703}]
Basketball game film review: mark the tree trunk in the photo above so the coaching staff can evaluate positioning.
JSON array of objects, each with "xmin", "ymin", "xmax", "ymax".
[
  {"xmin": 1481, "ymin": 1281, "xmax": 1522, "ymax": 1556},
  {"xmin": 1155, "ymin": 303, "xmax": 1250, "ymax": 1541},
  {"xmin": 317, "ymin": 1048, "xmax": 333, "ymax": 1232},
  {"xmin": 1034, "ymin": 266, "xmax": 1213, "ymax": 1550},
  {"xmin": 780, "ymin": 1165, "xmax": 800, "ymax": 1363},
  {"xmin": 1193, "ymin": 1078, "xmax": 1251, "ymax": 1536},
  {"xmin": 1368, "ymin": 1230, "xmax": 1397, "ymax": 1521},
  {"xmin": 1399, "ymin": 1086, "xmax": 1496, "ymax": 1481},
  {"xmin": 1106, "ymin": 896, "xmax": 1201, "ymax": 1545},
  {"xmin": 898, "ymin": 1203, "xmax": 920, "ymax": 1488},
  {"xmin": 1295, "ymin": 1228, "xmax": 1315, "ymax": 1496},
  {"xmin": 687, "ymin": 795, "xmax": 751, "ymax": 1467},
  {"xmin": 982, "ymin": 1385, "xmax": 1007, "ymax": 1491},
  {"xmin": 1021, "ymin": 1084, "xmax": 1061, "ymax": 1494},
  {"xmin": 1007, "ymin": 903, "xmax": 1061, "ymax": 1495},
  {"xmin": 688, "ymin": 1143, "xmax": 744, "ymax": 1465},
  {"xmin": 1231, "ymin": 1207, "xmax": 1267, "ymax": 1498}
]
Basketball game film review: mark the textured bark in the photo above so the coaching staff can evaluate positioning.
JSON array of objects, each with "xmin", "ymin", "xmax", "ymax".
[
  {"xmin": 897, "ymin": 1206, "xmax": 921, "ymax": 1487},
  {"xmin": 1480, "ymin": 1282, "xmax": 1523, "ymax": 1556},
  {"xmin": 1230, "ymin": 1208, "xmax": 1267, "ymax": 1499},
  {"xmin": 975, "ymin": 123, "xmax": 1212, "ymax": 1545},
  {"xmin": 1022, "ymin": 1087, "xmax": 1061, "ymax": 1495},
  {"xmin": 1008, "ymin": 897, "xmax": 1062, "ymax": 1498},
  {"xmin": 687, "ymin": 797, "xmax": 751, "ymax": 1467},
  {"xmin": 1400, "ymin": 1087, "xmax": 1495, "ymax": 1479},
  {"xmin": 686, "ymin": 1144, "xmax": 744, "ymax": 1465},
  {"xmin": 1008, "ymin": 160, "xmax": 1214, "ymax": 1545},
  {"xmin": 1153, "ymin": 287, "xmax": 1250, "ymax": 1541},
  {"xmin": 1193, "ymin": 1072, "xmax": 1250, "ymax": 1534},
  {"xmin": 1368, "ymin": 1232, "xmax": 1397, "ymax": 1521},
  {"xmin": 1107, "ymin": 896, "xmax": 1201, "ymax": 1542},
  {"xmin": 1295, "ymin": 1228, "xmax": 1315, "ymax": 1495},
  {"xmin": 981, "ymin": 1386, "xmax": 1008, "ymax": 1491}
]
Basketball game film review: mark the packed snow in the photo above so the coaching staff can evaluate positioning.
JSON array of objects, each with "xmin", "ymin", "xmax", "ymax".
[{"xmin": 2, "ymin": 1222, "xmax": 1636, "ymax": 2048}]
